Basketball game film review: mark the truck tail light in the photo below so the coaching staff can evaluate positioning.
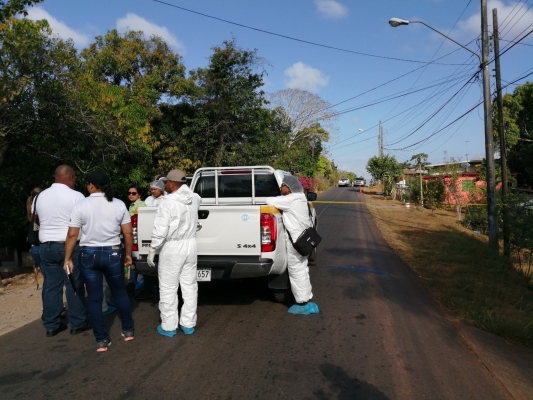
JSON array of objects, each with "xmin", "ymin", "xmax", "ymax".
[
  {"xmin": 261, "ymin": 213, "xmax": 277, "ymax": 252},
  {"xmin": 131, "ymin": 214, "xmax": 138, "ymax": 251}
]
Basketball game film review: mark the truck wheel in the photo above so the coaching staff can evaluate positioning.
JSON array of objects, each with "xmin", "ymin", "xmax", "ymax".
[{"xmin": 272, "ymin": 289, "xmax": 293, "ymax": 304}]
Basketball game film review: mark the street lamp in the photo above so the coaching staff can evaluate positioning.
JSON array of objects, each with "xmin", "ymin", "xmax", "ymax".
[
  {"xmin": 388, "ymin": 18, "xmax": 481, "ymax": 61},
  {"xmin": 389, "ymin": 5, "xmax": 498, "ymax": 250}
]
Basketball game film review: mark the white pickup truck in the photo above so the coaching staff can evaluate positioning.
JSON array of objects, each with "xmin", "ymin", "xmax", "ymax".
[{"xmin": 130, "ymin": 166, "xmax": 318, "ymax": 302}]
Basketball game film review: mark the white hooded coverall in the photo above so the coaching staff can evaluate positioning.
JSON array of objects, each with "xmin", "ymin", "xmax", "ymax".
[
  {"xmin": 265, "ymin": 193, "xmax": 313, "ymax": 303},
  {"xmin": 150, "ymin": 184, "xmax": 201, "ymax": 331}
]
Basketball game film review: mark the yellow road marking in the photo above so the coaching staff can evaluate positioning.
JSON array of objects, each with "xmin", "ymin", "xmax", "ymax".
[{"xmin": 311, "ymin": 201, "xmax": 489, "ymax": 206}]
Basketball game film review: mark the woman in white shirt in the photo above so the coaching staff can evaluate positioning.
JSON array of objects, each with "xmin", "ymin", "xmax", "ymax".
[{"xmin": 64, "ymin": 170, "xmax": 135, "ymax": 352}]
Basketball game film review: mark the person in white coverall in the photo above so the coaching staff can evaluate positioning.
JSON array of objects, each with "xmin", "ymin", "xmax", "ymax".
[
  {"xmin": 266, "ymin": 175, "xmax": 319, "ymax": 315},
  {"xmin": 147, "ymin": 169, "xmax": 201, "ymax": 337}
]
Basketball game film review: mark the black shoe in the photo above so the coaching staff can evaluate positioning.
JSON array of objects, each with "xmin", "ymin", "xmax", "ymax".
[
  {"xmin": 46, "ymin": 323, "xmax": 68, "ymax": 337},
  {"xmin": 70, "ymin": 322, "xmax": 91, "ymax": 335}
]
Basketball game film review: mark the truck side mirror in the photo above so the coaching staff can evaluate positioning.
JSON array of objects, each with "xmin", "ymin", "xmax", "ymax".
[{"xmin": 307, "ymin": 192, "xmax": 317, "ymax": 201}]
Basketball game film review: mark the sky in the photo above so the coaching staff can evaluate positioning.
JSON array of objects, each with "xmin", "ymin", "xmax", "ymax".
[{"xmin": 24, "ymin": 0, "xmax": 533, "ymax": 180}]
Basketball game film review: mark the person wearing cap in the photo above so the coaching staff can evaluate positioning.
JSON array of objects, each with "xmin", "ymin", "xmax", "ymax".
[
  {"xmin": 146, "ymin": 169, "xmax": 201, "ymax": 337},
  {"xmin": 266, "ymin": 175, "xmax": 319, "ymax": 315},
  {"xmin": 145, "ymin": 180, "xmax": 166, "ymax": 207},
  {"xmin": 64, "ymin": 170, "xmax": 135, "ymax": 352},
  {"xmin": 35, "ymin": 165, "xmax": 89, "ymax": 337}
]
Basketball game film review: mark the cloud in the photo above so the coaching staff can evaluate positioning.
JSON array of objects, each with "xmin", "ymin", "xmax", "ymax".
[
  {"xmin": 26, "ymin": 6, "xmax": 91, "ymax": 47},
  {"xmin": 284, "ymin": 62, "xmax": 329, "ymax": 93},
  {"xmin": 116, "ymin": 13, "xmax": 184, "ymax": 52},
  {"xmin": 457, "ymin": 0, "xmax": 533, "ymax": 40},
  {"xmin": 314, "ymin": 0, "xmax": 348, "ymax": 19}
]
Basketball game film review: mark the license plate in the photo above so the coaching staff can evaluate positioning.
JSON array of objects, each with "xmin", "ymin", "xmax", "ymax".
[{"xmin": 197, "ymin": 268, "xmax": 211, "ymax": 281}]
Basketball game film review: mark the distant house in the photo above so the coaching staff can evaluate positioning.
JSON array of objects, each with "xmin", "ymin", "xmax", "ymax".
[{"xmin": 423, "ymin": 173, "xmax": 486, "ymax": 204}]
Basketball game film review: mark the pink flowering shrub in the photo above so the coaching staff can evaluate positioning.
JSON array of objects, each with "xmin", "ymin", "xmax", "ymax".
[{"xmin": 299, "ymin": 176, "xmax": 318, "ymax": 192}]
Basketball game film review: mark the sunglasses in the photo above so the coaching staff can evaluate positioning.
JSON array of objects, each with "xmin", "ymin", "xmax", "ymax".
[{"xmin": 128, "ymin": 192, "xmax": 138, "ymax": 195}]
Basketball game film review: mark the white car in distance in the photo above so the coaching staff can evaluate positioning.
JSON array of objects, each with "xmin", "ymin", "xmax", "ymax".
[{"xmin": 338, "ymin": 178, "xmax": 350, "ymax": 187}]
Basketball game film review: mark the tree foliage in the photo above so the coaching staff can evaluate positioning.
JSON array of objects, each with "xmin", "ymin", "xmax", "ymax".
[
  {"xmin": 0, "ymin": 22, "xmax": 335, "ymax": 248},
  {"xmin": 366, "ymin": 155, "xmax": 402, "ymax": 182},
  {"xmin": 493, "ymin": 82, "xmax": 533, "ymax": 186},
  {"xmin": 0, "ymin": 0, "xmax": 43, "ymax": 22}
]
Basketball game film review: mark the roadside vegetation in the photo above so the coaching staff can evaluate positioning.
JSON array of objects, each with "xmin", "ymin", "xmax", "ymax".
[
  {"xmin": 1, "ymin": 7, "xmax": 342, "ymax": 251},
  {"xmin": 364, "ymin": 186, "xmax": 533, "ymax": 349}
]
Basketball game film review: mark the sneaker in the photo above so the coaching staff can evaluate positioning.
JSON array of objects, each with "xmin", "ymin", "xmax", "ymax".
[
  {"xmin": 102, "ymin": 305, "xmax": 117, "ymax": 316},
  {"xmin": 121, "ymin": 330, "xmax": 135, "ymax": 341},
  {"xmin": 157, "ymin": 325, "xmax": 177, "ymax": 338},
  {"xmin": 179, "ymin": 326, "xmax": 195, "ymax": 335},
  {"xmin": 96, "ymin": 337, "xmax": 111, "ymax": 352}
]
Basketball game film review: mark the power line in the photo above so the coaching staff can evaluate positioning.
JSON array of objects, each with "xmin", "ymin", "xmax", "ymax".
[
  {"xmin": 152, "ymin": 0, "xmax": 470, "ymax": 66},
  {"xmin": 385, "ymin": 70, "xmax": 533, "ymax": 152}
]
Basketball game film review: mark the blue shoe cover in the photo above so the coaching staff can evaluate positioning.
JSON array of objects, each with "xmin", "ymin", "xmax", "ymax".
[
  {"xmin": 157, "ymin": 325, "xmax": 177, "ymax": 338},
  {"xmin": 288, "ymin": 303, "xmax": 311, "ymax": 315},
  {"xmin": 288, "ymin": 303, "xmax": 319, "ymax": 315},
  {"xmin": 308, "ymin": 302, "xmax": 320, "ymax": 314},
  {"xmin": 102, "ymin": 305, "xmax": 116, "ymax": 315},
  {"xmin": 179, "ymin": 326, "xmax": 195, "ymax": 335}
]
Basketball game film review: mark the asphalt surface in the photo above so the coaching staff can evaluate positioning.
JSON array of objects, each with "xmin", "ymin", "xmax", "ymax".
[{"xmin": 1, "ymin": 187, "xmax": 532, "ymax": 399}]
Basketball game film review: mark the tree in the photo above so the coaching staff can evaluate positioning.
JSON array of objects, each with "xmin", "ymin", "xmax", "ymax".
[
  {"xmin": 186, "ymin": 39, "xmax": 281, "ymax": 167},
  {"xmin": 366, "ymin": 155, "xmax": 403, "ymax": 195},
  {"xmin": 366, "ymin": 155, "xmax": 402, "ymax": 182},
  {"xmin": 77, "ymin": 29, "xmax": 192, "ymax": 184},
  {"xmin": 0, "ymin": 17, "xmax": 82, "ymax": 247},
  {"xmin": 0, "ymin": 0, "xmax": 44, "ymax": 22},
  {"xmin": 266, "ymin": 88, "xmax": 335, "ymax": 147},
  {"xmin": 493, "ymin": 82, "xmax": 533, "ymax": 186}
]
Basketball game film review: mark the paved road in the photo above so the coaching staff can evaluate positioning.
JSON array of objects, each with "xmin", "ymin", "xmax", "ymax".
[{"xmin": 0, "ymin": 187, "xmax": 514, "ymax": 399}]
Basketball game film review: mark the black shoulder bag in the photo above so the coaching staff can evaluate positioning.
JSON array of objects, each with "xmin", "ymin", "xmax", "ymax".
[
  {"xmin": 27, "ymin": 193, "xmax": 41, "ymax": 246},
  {"xmin": 287, "ymin": 203, "xmax": 321, "ymax": 257}
]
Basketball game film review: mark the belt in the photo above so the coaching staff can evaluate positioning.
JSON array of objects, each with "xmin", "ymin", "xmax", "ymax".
[{"xmin": 40, "ymin": 241, "xmax": 80, "ymax": 244}]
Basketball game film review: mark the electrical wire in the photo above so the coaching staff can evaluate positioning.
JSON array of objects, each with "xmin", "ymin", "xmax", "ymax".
[
  {"xmin": 152, "ymin": 0, "xmax": 470, "ymax": 66},
  {"xmin": 385, "ymin": 69, "xmax": 533, "ymax": 152}
]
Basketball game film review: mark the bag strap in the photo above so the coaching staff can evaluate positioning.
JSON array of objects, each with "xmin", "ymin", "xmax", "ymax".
[
  {"xmin": 286, "ymin": 201, "xmax": 314, "ymax": 245},
  {"xmin": 31, "ymin": 192, "xmax": 41, "ymax": 225}
]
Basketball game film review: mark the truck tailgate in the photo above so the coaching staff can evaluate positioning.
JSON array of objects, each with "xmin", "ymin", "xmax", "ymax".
[
  {"xmin": 197, "ymin": 205, "xmax": 261, "ymax": 256},
  {"xmin": 136, "ymin": 205, "xmax": 262, "ymax": 257}
]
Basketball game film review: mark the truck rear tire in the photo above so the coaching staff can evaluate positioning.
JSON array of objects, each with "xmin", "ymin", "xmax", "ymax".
[{"xmin": 272, "ymin": 289, "xmax": 293, "ymax": 304}]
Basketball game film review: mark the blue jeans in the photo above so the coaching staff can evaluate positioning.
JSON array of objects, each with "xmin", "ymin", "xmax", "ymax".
[
  {"xmin": 39, "ymin": 243, "xmax": 87, "ymax": 331},
  {"xmin": 30, "ymin": 245, "xmax": 46, "ymax": 303},
  {"xmin": 80, "ymin": 246, "xmax": 134, "ymax": 341}
]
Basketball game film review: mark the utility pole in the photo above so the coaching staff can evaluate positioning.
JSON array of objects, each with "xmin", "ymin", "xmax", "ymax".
[
  {"xmin": 493, "ymin": 8, "xmax": 510, "ymax": 256},
  {"xmin": 481, "ymin": 0, "xmax": 499, "ymax": 250},
  {"xmin": 378, "ymin": 121, "xmax": 383, "ymax": 157},
  {"xmin": 389, "ymin": 2, "xmax": 499, "ymax": 251},
  {"xmin": 419, "ymin": 160, "xmax": 424, "ymax": 206}
]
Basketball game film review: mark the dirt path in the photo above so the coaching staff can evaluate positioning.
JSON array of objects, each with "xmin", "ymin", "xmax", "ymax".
[{"xmin": 0, "ymin": 272, "xmax": 43, "ymax": 336}]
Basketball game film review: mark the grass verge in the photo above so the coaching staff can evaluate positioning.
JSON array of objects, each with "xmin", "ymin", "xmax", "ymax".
[{"xmin": 364, "ymin": 187, "xmax": 533, "ymax": 348}]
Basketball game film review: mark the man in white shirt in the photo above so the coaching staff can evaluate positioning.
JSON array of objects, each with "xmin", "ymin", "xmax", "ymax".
[{"xmin": 36, "ymin": 165, "xmax": 89, "ymax": 337}]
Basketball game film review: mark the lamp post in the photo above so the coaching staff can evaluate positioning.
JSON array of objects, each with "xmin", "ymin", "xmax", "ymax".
[{"xmin": 389, "ymin": 2, "xmax": 498, "ymax": 251}]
